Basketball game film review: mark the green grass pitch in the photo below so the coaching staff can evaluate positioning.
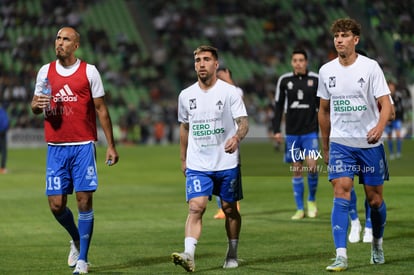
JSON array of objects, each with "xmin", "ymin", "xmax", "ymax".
[{"xmin": 1, "ymin": 140, "xmax": 413, "ymax": 274}]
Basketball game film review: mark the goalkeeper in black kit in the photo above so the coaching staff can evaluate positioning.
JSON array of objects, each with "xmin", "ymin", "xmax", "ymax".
[{"xmin": 272, "ymin": 49, "xmax": 320, "ymax": 220}]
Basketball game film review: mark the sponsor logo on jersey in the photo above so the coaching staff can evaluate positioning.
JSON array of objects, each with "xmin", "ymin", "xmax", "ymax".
[
  {"xmin": 297, "ymin": 89, "xmax": 304, "ymax": 100},
  {"xmin": 216, "ymin": 100, "xmax": 223, "ymax": 110},
  {"xmin": 89, "ymin": 181, "xmax": 97, "ymax": 186},
  {"xmin": 333, "ymin": 97, "xmax": 367, "ymax": 112},
  {"xmin": 290, "ymin": 101, "xmax": 310, "ymax": 109},
  {"xmin": 192, "ymin": 122, "xmax": 225, "ymax": 137},
  {"xmin": 358, "ymin": 77, "xmax": 365, "ymax": 88},
  {"xmin": 53, "ymin": 84, "xmax": 78, "ymax": 102}
]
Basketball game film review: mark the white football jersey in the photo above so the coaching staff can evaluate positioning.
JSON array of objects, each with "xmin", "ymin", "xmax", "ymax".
[
  {"xmin": 178, "ymin": 79, "xmax": 247, "ymax": 171},
  {"xmin": 317, "ymin": 55, "xmax": 390, "ymax": 148}
]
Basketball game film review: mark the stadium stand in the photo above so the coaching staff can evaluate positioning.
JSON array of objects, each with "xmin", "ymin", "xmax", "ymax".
[{"xmin": 1, "ymin": 0, "xmax": 412, "ymax": 142}]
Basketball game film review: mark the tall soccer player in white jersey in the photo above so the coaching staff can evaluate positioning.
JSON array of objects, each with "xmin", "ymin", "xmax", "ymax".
[
  {"xmin": 317, "ymin": 18, "xmax": 392, "ymax": 272},
  {"xmin": 171, "ymin": 45, "xmax": 248, "ymax": 272},
  {"xmin": 31, "ymin": 27, "xmax": 119, "ymax": 274}
]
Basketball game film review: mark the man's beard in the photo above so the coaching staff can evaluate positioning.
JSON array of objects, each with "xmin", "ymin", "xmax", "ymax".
[
  {"xmin": 198, "ymin": 72, "xmax": 210, "ymax": 83},
  {"xmin": 56, "ymin": 48, "xmax": 66, "ymax": 60},
  {"xmin": 338, "ymin": 52, "xmax": 347, "ymax": 59}
]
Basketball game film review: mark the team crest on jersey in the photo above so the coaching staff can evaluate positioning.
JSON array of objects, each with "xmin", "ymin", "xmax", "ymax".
[
  {"xmin": 189, "ymin": 98, "xmax": 197, "ymax": 110},
  {"xmin": 216, "ymin": 100, "xmax": 223, "ymax": 110},
  {"xmin": 307, "ymin": 79, "xmax": 314, "ymax": 86},
  {"xmin": 329, "ymin": 77, "xmax": 336, "ymax": 88},
  {"xmin": 358, "ymin": 77, "xmax": 365, "ymax": 88}
]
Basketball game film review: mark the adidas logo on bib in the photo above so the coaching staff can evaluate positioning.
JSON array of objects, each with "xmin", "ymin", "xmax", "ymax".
[{"xmin": 53, "ymin": 84, "xmax": 78, "ymax": 102}]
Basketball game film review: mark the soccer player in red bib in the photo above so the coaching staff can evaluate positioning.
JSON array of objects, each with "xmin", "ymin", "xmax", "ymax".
[{"xmin": 31, "ymin": 27, "xmax": 119, "ymax": 274}]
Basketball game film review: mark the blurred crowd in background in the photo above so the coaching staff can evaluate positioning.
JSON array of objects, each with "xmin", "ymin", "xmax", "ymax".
[{"xmin": 0, "ymin": 0, "xmax": 413, "ymax": 144}]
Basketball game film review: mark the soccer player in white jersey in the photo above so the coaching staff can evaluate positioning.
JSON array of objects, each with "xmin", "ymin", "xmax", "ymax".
[
  {"xmin": 317, "ymin": 18, "xmax": 392, "ymax": 272},
  {"xmin": 171, "ymin": 45, "xmax": 249, "ymax": 272},
  {"xmin": 31, "ymin": 27, "xmax": 119, "ymax": 274}
]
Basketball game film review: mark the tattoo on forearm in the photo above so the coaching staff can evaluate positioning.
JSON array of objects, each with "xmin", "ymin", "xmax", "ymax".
[{"xmin": 235, "ymin": 116, "xmax": 249, "ymax": 140}]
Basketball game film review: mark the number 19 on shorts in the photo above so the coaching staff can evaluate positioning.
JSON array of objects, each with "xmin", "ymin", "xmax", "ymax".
[{"xmin": 46, "ymin": 176, "xmax": 62, "ymax": 191}]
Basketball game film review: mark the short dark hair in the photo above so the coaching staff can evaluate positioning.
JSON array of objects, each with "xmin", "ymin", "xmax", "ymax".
[
  {"xmin": 330, "ymin": 18, "xmax": 361, "ymax": 36},
  {"xmin": 292, "ymin": 49, "xmax": 307, "ymax": 60},
  {"xmin": 193, "ymin": 45, "xmax": 218, "ymax": 59}
]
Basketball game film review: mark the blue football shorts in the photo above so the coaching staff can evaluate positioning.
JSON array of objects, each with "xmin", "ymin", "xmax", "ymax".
[
  {"xmin": 328, "ymin": 142, "xmax": 389, "ymax": 185},
  {"xmin": 45, "ymin": 142, "xmax": 98, "ymax": 196},
  {"xmin": 185, "ymin": 166, "xmax": 243, "ymax": 203},
  {"xmin": 284, "ymin": 132, "xmax": 319, "ymax": 163},
  {"xmin": 385, "ymin": 119, "xmax": 402, "ymax": 134}
]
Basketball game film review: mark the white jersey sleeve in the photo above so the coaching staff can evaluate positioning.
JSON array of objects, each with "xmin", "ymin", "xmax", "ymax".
[
  {"xmin": 86, "ymin": 64, "xmax": 105, "ymax": 98},
  {"xmin": 34, "ymin": 64, "xmax": 50, "ymax": 96}
]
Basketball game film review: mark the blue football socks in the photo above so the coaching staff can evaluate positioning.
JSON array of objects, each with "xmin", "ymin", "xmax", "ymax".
[
  {"xmin": 307, "ymin": 172, "xmax": 318, "ymax": 202},
  {"xmin": 370, "ymin": 201, "xmax": 386, "ymax": 239},
  {"xmin": 387, "ymin": 140, "xmax": 393, "ymax": 155},
  {"xmin": 292, "ymin": 177, "xmax": 304, "ymax": 210},
  {"xmin": 364, "ymin": 199, "xmax": 372, "ymax": 229},
  {"xmin": 332, "ymin": 198, "xmax": 350, "ymax": 249},
  {"xmin": 397, "ymin": 139, "xmax": 402, "ymax": 155},
  {"xmin": 54, "ymin": 207, "xmax": 80, "ymax": 242},
  {"xmin": 78, "ymin": 210, "xmax": 94, "ymax": 262},
  {"xmin": 349, "ymin": 188, "xmax": 358, "ymax": 221},
  {"xmin": 216, "ymin": 196, "xmax": 222, "ymax": 209}
]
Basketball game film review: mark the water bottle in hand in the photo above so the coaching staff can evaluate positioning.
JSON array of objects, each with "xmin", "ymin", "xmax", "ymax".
[
  {"xmin": 42, "ymin": 78, "xmax": 52, "ymax": 96},
  {"xmin": 42, "ymin": 78, "xmax": 52, "ymax": 110}
]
